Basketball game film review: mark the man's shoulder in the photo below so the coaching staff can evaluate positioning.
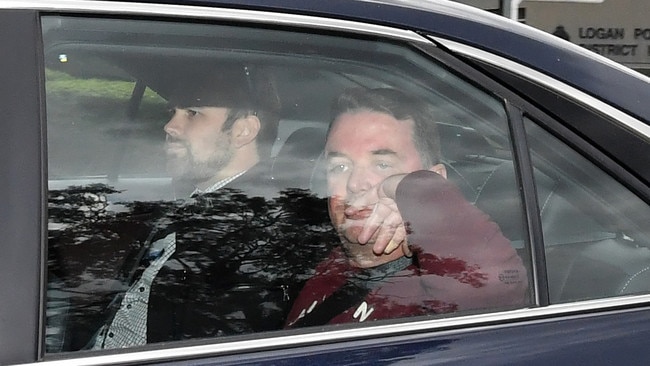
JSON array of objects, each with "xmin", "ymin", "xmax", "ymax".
[
  {"xmin": 224, "ymin": 161, "xmax": 278, "ymax": 198},
  {"xmin": 239, "ymin": 161, "xmax": 273, "ymax": 183}
]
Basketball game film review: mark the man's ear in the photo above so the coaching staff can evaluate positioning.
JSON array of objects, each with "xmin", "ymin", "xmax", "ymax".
[
  {"xmin": 429, "ymin": 163, "xmax": 447, "ymax": 179},
  {"xmin": 230, "ymin": 114, "xmax": 261, "ymax": 148}
]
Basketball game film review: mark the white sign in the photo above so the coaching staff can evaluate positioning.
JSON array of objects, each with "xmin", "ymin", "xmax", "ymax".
[{"xmin": 506, "ymin": 0, "xmax": 605, "ymax": 20}]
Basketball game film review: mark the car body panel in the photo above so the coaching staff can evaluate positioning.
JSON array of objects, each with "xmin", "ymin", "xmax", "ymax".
[
  {"xmin": 23, "ymin": 303, "xmax": 650, "ymax": 365},
  {"xmin": 193, "ymin": 307, "xmax": 650, "ymax": 366}
]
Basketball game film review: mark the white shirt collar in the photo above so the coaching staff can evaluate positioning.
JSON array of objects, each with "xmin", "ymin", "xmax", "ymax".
[{"xmin": 191, "ymin": 170, "xmax": 248, "ymax": 196}]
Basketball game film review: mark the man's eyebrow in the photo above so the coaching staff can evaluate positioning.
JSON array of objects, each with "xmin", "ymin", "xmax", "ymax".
[
  {"xmin": 371, "ymin": 149, "xmax": 398, "ymax": 156},
  {"xmin": 325, "ymin": 151, "xmax": 346, "ymax": 159},
  {"xmin": 326, "ymin": 149, "xmax": 397, "ymax": 159}
]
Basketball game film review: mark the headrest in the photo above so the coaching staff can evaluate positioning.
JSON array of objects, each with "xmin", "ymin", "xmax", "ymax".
[{"xmin": 270, "ymin": 127, "xmax": 327, "ymax": 193}]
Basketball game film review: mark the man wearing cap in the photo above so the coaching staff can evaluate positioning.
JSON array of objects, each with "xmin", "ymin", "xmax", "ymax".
[
  {"xmin": 90, "ymin": 66, "xmax": 295, "ymax": 348},
  {"xmin": 162, "ymin": 67, "xmax": 281, "ymax": 199}
]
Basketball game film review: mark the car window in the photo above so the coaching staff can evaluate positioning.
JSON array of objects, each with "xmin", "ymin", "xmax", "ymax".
[
  {"xmin": 43, "ymin": 15, "xmax": 532, "ymax": 354},
  {"xmin": 523, "ymin": 118, "xmax": 650, "ymax": 303}
]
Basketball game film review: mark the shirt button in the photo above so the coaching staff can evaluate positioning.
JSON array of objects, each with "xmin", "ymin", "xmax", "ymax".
[
  {"xmin": 139, "ymin": 286, "xmax": 145, "ymax": 292},
  {"xmin": 108, "ymin": 332, "xmax": 114, "ymax": 338},
  {"xmin": 126, "ymin": 304, "xmax": 132, "ymax": 309}
]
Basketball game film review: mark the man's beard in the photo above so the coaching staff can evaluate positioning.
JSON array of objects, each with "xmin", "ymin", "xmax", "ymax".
[{"xmin": 166, "ymin": 134, "xmax": 234, "ymax": 183}]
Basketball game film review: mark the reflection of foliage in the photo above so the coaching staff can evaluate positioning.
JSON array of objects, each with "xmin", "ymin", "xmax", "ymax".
[
  {"xmin": 48, "ymin": 184, "xmax": 121, "ymax": 230},
  {"xmin": 47, "ymin": 183, "xmax": 337, "ymax": 350},
  {"xmin": 48, "ymin": 184, "xmax": 156, "ymax": 285}
]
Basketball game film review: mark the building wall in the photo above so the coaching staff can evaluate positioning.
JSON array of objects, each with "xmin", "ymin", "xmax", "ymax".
[
  {"xmin": 523, "ymin": 0, "xmax": 650, "ymax": 73},
  {"xmin": 452, "ymin": 0, "xmax": 650, "ymax": 74}
]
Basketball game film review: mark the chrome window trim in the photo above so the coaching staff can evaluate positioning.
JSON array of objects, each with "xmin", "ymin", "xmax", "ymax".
[
  {"xmin": 433, "ymin": 38, "xmax": 650, "ymax": 139},
  {"xmin": 23, "ymin": 294, "xmax": 650, "ymax": 366},
  {"xmin": 0, "ymin": 0, "xmax": 430, "ymax": 45}
]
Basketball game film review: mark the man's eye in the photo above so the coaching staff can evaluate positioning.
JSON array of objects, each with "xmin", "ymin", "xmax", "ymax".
[
  {"xmin": 327, "ymin": 164, "xmax": 348, "ymax": 174},
  {"xmin": 167, "ymin": 108, "xmax": 177, "ymax": 117},
  {"xmin": 186, "ymin": 109, "xmax": 199, "ymax": 117},
  {"xmin": 376, "ymin": 162, "xmax": 391, "ymax": 170}
]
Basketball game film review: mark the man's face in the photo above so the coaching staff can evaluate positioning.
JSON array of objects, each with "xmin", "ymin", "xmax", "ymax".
[
  {"xmin": 325, "ymin": 110, "xmax": 424, "ymax": 249},
  {"xmin": 164, "ymin": 106, "xmax": 234, "ymax": 183}
]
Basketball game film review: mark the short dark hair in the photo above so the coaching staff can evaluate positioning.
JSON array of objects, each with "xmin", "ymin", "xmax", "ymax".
[
  {"xmin": 220, "ymin": 67, "xmax": 281, "ymax": 158},
  {"xmin": 330, "ymin": 88, "xmax": 441, "ymax": 168},
  {"xmin": 169, "ymin": 65, "xmax": 281, "ymax": 158}
]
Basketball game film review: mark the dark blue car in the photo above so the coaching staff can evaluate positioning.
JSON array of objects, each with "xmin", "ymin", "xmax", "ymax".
[{"xmin": 2, "ymin": 0, "xmax": 650, "ymax": 365}]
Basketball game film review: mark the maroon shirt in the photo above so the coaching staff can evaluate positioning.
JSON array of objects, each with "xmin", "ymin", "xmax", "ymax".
[{"xmin": 285, "ymin": 170, "xmax": 528, "ymax": 327}]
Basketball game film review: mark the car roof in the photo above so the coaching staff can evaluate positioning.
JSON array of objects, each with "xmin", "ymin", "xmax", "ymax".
[{"xmin": 111, "ymin": 0, "xmax": 650, "ymax": 124}]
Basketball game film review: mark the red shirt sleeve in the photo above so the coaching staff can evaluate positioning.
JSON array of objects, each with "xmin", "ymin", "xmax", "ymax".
[{"xmin": 395, "ymin": 170, "xmax": 528, "ymax": 311}]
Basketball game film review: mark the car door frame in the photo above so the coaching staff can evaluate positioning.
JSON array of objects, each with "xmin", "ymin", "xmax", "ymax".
[
  {"xmin": 0, "ymin": 8, "xmax": 46, "ymax": 365},
  {"xmin": 3, "ymin": 2, "xmax": 650, "ymax": 365}
]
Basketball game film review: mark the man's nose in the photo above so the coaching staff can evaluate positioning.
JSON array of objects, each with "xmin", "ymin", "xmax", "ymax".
[
  {"xmin": 163, "ymin": 111, "xmax": 184, "ymax": 137},
  {"xmin": 346, "ymin": 166, "xmax": 374, "ymax": 194}
]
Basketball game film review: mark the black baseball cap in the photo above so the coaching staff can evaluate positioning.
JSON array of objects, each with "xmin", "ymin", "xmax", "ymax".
[{"xmin": 166, "ymin": 64, "xmax": 280, "ymax": 113}]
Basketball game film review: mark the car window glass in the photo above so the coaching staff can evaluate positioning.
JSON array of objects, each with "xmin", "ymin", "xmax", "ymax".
[
  {"xmin": 524, "ymin": 118, "xmax": 650, "ymax": 303},
  {"xmin": 43, "ymin": 15, "xmax": 532, "ymax": 354}
]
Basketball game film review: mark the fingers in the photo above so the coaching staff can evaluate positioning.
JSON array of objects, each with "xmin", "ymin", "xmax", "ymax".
[
  {"xmin": 355, "ymin": 198, "xmax": 408, "ymax": 256},
  {"xmin": 356, "ymin": 199, "xmax": 397, "ymax": 244},
  {"xmin": 385, "ymin": 239, "xmax": 400, "ymax": 254},
  {"xmin": 372, "ymin": 225, "xmax": 407, "ymax": 255},
  {"xmin": 401, "ymin": 239, "xmax": 412, "ymax": 257}
]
